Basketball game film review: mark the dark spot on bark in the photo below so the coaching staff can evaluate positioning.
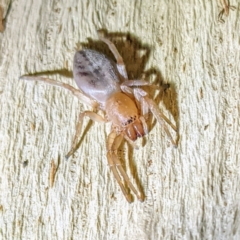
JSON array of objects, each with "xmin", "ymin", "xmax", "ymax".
[{"xmin": 23, "ymin": 160, "xmax": 28, "ymax": 167}]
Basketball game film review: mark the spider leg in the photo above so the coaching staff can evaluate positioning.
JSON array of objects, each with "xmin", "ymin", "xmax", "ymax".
[
  {"xmin": 107, "ymin": 132, "xmax": 132, "ymax": 202},
  {"xmin": 122, "ymin": 134, "xmax": 139, "ymax": 149},
  {"xmin": 20, "ymin": 76, "xmax": 98, "ymax": 108},
  {"xmin": 65, "ymin": 111, "xmax": 106, "ymax": 159},
  {"xmin": 120, "ymin": 80, "xmax": 167, "ymax": 105},
  {"xmin": 134, "ymin": 88, "xmax": 178, "ymax": 147},
  {"xmin": 139, "ymin": 116, "xmax": 148, "ymax": 135},
  {"xmin": 121, "ymin": 80, "xmax": 169, "ymax": 119},
  {"xmin": 107, "ymin": 132, "xmax": 144, "ymax": 202},
  {"xmin": 97, "ymin": 30, "xmax": 128, "ymax": 80},
  {"xmin": 120, "ymin": 79, "xmax": 166, "ymax": 90}
]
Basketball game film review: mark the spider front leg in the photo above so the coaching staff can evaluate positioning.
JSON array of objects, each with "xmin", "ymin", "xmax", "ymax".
[
  {"xmin": 120, "ymin": 80, "xmax": 169, "ymax": 117},
  {"xmin": 134, "ymin": 88, "xmax": 178, "ymax": 147},
  {"xmin": 65, "ymin": 111, "xmax": 106, "ymax": 159},
  {"xmin": 107, "ymin": 131, "xmax": 144, "ymax": 202}
]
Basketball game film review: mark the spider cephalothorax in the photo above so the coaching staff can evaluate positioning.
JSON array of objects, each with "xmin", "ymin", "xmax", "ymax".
[{"xmin": 105, "ymin": 92, "xmax": 146, "ymax": 141}]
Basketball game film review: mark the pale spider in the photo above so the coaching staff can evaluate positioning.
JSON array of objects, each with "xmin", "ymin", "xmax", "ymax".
[{"xmin": 20, "ymin": 31, "xmax": 177, "ymax": 203}]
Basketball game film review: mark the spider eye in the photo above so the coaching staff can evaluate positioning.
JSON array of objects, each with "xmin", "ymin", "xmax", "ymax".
[{"xmin": 122, "ymin": 115, "xmax": 138, "ymax": 127}]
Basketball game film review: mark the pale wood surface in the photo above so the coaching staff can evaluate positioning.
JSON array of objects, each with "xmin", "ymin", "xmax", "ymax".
[{"xmin": 0, "ymin": 0, "xmax": 239, "ymax": 239}]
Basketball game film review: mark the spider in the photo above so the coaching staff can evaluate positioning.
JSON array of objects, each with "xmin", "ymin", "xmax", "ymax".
[{"xmin": 20, "ymin": 31, "xmax": 177, "ymax": 203}]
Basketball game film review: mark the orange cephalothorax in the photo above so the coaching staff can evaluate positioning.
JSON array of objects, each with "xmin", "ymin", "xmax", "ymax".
[{"xmin": 105, "ymin": 92, "xmax": 145, "ymax": 140}]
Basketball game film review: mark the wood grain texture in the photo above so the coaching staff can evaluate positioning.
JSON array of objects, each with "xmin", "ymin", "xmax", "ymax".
[{"xmin": 0, "ymin": 0, "xmax": 239, "ymax": 239}]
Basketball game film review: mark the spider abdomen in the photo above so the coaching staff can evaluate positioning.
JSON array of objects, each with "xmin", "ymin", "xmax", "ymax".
[{"xmin": 73, "ymin": 50, "xmax": 121, "ymax": 106}]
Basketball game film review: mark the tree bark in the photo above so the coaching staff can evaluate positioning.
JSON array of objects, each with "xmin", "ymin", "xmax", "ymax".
[{"xmin": 0, "ymin": 0, "xmax": 239, "ymax": 239}]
